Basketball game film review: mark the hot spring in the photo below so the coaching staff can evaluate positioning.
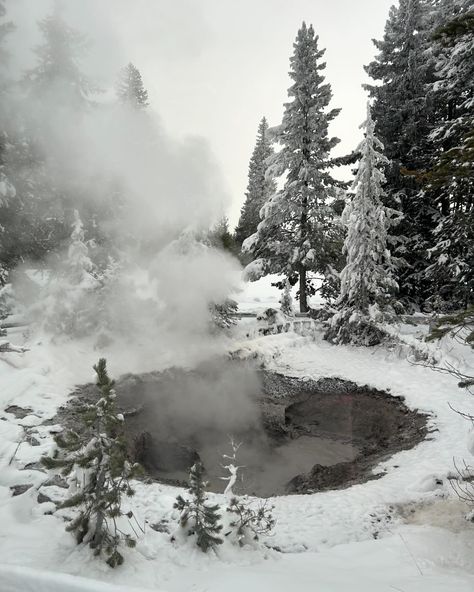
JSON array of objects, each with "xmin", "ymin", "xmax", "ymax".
[{"xmin": 57, "ymin": 360, "xmax": 428, "ymax": 497}]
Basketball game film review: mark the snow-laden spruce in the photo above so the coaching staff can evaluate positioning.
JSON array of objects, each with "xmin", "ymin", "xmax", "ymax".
[
  {"xmin": 364, "ymin": 0, "xmax": 438, "ymax": 308},
  {"xmin": 243, "ymin": 22, "xmax": 341, "ymax": 312},
  {"xmin": 173, "ymin": 461, "xmax": 223, "ymax": 553},
  {"xmin": 38, "ymin": 210, "xmax": 99, "ymax": 338},
  {"xmin": 42, "ymin": 359, "xmax": 141, "ymax": 568},
  {"xmin": 25, "ymin": 2, "xmax": 97, "ymax": 106},
  {"xmin": 116, "ymin": 62, "xmax": 149, "ymax": 110},
  {"xmin": 424, "ymin": 2, "xmax": 474, "ymax": 309},
  {"xmin": 235, "ymin": 117, "xmax": 275, "ymax": 249},
  {"xmin": 326, "ymin": 104, "xmax": 401, "ymax": 346}
]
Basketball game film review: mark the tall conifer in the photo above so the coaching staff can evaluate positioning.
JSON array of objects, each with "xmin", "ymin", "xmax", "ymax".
[
  {"xmin": 116, "ymin": 63, "xmax": 149, "ymax": 110},
  {"xmin": 243, "ymin": 23, "xmax": 341, "ymax": 312},
  {"xmin": 235, "ymin": 117, "xmax": 275, "ymax": 248},
  {"xmin": 326, "ymin": 105, "xmax": 401, "ymax": 345}
]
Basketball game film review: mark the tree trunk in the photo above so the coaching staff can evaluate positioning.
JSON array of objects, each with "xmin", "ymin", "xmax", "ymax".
[{"xmin": 299, "ymin": 268, "xmax": 308, "ymax": 313}]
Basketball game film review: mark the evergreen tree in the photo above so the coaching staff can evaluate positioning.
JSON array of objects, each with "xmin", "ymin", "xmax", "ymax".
[
  {"xmin": 209, "ymin": 298, "xmax": 238, "ymax": 332},
  {"xmin": 40, "ymin": 210, "xmax": 98, "ymax": 338},
  {"xmin": 0, "ymin": 0, "xmax": 16, "ymax": 277},
  {"xmin": 365, "ymin": 0, "xmax": 438, "ymax": 308},
  {"xmin": 243, "ymin": 23, "xmax": 341, "ymax": 312},
  {"xmin": 25, "ymin": 2, "xmax": 96, "ymax": 106},
  {"xmin": 423, "ymin": 3, "xmax": 474, "ymax": 308},
  {"xmin": 326, "ymin": 105, "xmax": 401, "ymax": 345},
  {"xmin": 174, "ymin": 461, "xmax": 223, "ymax": 552},
  {"xmin": 225, "ymin": 497, "xmax": 275, "ymax": 548},
  {"xmin": 42, "ymin": 358, "xmax": 141, "ymax": 568},
  {"xmin": 279, "ymin": 279, "xmax": 294, "ymax": 317},
  {"xmin": 234, "ymin": 117, "xmax": 275, "ymax": 248},
  {"xmin": 116, "ymin": 62, "xmax": 149, "ymax": 109},
  {"xmin": 0, "ymin": 0, "xmax": 14, "ymax": 107},
  {"xmin": 207, "ymin": 216, "xmax": 237, "ymax": 254},
  {"xmin": 1, "ymin": 4, "xmax": 99, "ymax": 268}
]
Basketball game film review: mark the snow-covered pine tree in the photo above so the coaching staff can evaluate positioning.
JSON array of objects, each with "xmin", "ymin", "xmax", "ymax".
[
  {"xmin": 8, "ymin": 3, "xmax": 100, "ymax": 265},
  {"xmin": 225, "ymin": 497, "xmax": 275, "ymax": 548},
  {"xmin": 25, "ymin": 2, "xmax": 96, "ymax": 106},
  {"xmin": 42, "ymin": 358, "xmax": 141, "ymax": 567},
  {"xmin": 235, "ymin": 117, "xmax": 275, "ymax": 249},
  {"xmin": 207, "ymin": 216, "xmax": 237, "ymax": 253},
  {"xmin": 174, "ymin": 461, "xmax": 223, "ymax": 552},
  {"xmin": 41, "ymin": 210, "xmax": 98, "ymax": 338},
  {"xmin": 208, "ymin": 298, "xmax": 238, "ymax": 332},
  {"xmin": 243, "ymin": 23, "xmax": 341, "ymax": 312},
  {"xmin": 0, "ymin": 0, "xmax": 14, "ymax": 119},
  {"xmin": 365, "ymin": 0, "xmax": 438, "ymax": 308},
  {"xmin": 116, "ymin": 63, "xmax": 149, "ymax": 109},
  {"xmin": 0, "ymin": 0, "xmax": 16, "ymax": 278},
  {"xmin": 279, "ymin": 279, "xmax": 294, "ymax": 317},
  {"xmin": 326, "ymin": 104, "xmax": 401, "ymax": 346},
  {"xmin": 423, "ymin": 3, "xmax": 474, "ymax": 309}
]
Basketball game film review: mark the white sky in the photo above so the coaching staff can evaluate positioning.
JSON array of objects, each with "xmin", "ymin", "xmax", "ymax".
[{"xmin": 7, "ymin": 0, "xmax": 394, "ymax": 227}]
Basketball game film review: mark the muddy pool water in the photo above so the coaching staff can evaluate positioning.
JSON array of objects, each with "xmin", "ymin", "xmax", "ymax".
[{"xmin": 57, "ymin": 360, "xmax": 428, "ymax": 497}]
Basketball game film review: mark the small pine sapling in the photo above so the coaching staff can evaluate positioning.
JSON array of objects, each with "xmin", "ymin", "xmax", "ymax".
[
  {"xmin": 42, "ymin": 358, "xmax": 141, "ymax": 567},
  {"xmin": 174, "ymin": 461, "xmax": 223, "ymax": 553},
  {"xmin": 279, "ymin": 280, "xmax": 294, "ymax": 317},
  {"xmin": 225, "ymin": 497, "xmax": 276, "ymax": 547}
]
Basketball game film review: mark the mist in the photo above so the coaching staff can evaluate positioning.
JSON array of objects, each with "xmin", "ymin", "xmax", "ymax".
[{"xmin": 2, "ymin": 0, "xmax": 247, "ymax": 374}]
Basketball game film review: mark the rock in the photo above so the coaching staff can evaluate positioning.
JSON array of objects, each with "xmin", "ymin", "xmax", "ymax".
[
  {"xmin": 26, "ymin": 433, "xmax": 41, "ymax": 446},
  {"xmin": 43, "ymin": 475, "xmax": 69, "ymax": 489},
  {"xmin": 23, "ymin": 461, "xmax": 47, "ymax": 473},
  {"xmin": 10, "ymin": 483, "xmax": 33, "ymax": 496},
  {"xmin": 37, "ymin": 492, "xmax": 53, "ymax": 504},
  {"xmin": 287, "ymin": 462, "xmax": 360, "ymax": 493},
  {"xmin": 5, "ymin": 405, "xmax": 33, "ymax": 419},
  {"xmin": 150, "ymin": 520, "xmax": 170, "ymax": 534}
]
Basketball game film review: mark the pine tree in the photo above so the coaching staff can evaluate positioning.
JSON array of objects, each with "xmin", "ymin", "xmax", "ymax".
[
  {"xmin": 207, "ymin": 216, "xmax": 237, "ymax": 253},
  {"xmin": 279, "ymin": 279, "xmax": 294, "ymax": 317},
  {"xmin": 40, "ymin": 210, "xmax": 98, "ymax": 338},
  {"xmin": 326, "ymin": 105, "xmax": 401, "ymax": 346},
  {"xmin": 174, "ymin": 461, "xmax": 223, "ymax": 552},
  {"xmin": 2, "ymin": 4, "xmax": 98, "ymax": 268},
  {"xmin": 42, "ymin": 359, "xmax": 141, "ymax": 567},
  {"xmin": 0, "ymin": 0, "xmax": 16, "ymax": 276},
  {"xmin": 225, "ymin": 497, "xmax": 275, "ymax": 547},
  {"xmin": 365, "ymin": 0, "xmax": 438, "ymax": 308},
  {"xmin": 423, "ymin": 3, "xmax": 474, "ymax": 308},
  {"xmin": 0, "ymin": 1, "xmax": 14, "ymax": 89},
  {"xmin": 235, "ymin": 117, "xmax": 275, "ymax": 248},
  {"xmin": 116, "ymin": 63, "xmax": 149, "ymax": 109},
  {"xmin": 25, "ymin": 2, "xmax": 96, "ymax": 106},
  {"xmin": 243, "ymin": 23, "xmax": 341, "ymax": 312}
]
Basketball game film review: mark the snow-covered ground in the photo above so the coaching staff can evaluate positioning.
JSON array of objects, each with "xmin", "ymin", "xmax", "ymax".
[
  {"xmin": 231, "ymin": 273, "xmax": 324, "ymax": 314},
  {"xmin": 1, "ymin": 278, "xmax": 474, "ymax": 591}
]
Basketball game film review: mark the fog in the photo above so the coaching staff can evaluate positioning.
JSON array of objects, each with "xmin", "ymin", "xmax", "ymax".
[
  {"xmin": 2, "ymin": 0, "xmax": 246, "ymax": 381},
  {"xmin": 6, "ymin": 0, "xmax": 395, "ymax": 225}
]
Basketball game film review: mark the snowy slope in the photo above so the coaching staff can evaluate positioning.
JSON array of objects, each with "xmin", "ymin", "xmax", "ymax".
[
  {"xmin": 231, "ymin": 274, "xmax": 324, "ymax": 314},
  {"xmin": 1, "ymin": 309, "xmax": 474, "ymax": 591}
]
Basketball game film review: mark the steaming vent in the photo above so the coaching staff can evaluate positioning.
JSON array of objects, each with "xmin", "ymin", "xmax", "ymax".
[{"xmin": 59, "ymin": 360, "xmax": 428, "ymax": 497}]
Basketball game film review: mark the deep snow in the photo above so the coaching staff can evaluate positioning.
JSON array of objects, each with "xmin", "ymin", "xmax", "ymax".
[{"xmin": 1, "ymin": 277, "xmax": 474, "ymax": 591}]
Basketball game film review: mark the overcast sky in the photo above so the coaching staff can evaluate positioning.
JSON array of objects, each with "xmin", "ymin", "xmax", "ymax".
[{"xmin": 7, "ymin": 0, "xmax": 394, "ymax": 226}]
